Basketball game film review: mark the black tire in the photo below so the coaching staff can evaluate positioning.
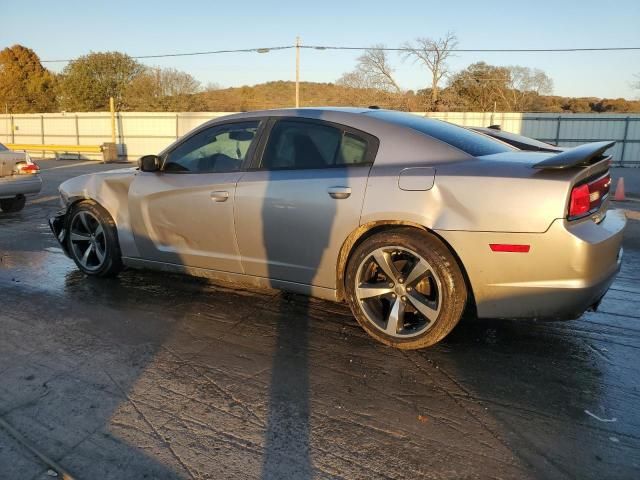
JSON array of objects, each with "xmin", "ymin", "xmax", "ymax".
[
  {"xmin": 66, "ymin": 200, "xmax": 123, "ymax": 277},
  {"xmin": 0, "ymin": 195, "xmax": 26, "ymax": 213},
  {"xmin": 345, "ymin": 227, "xmax": 467, "ymax": 350}
]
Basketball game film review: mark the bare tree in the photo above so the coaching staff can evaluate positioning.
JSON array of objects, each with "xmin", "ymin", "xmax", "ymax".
[
  {"xmin": 356, "ymin": 46, "xmax": 402, "ymax": 93},
  {"xmin": 337, "ymin": 45, "xmax": 401, "ymax": 93},
  {"xmin": 504, "ymin": 66, "xmax": 553, "ymax": 111},
  {"xmin": 402, "ymin": 32, "xmax": 458, "ymax": 109},
  {"xmin": 336, "ymin": 69, "xmax": 375, "ymax": 90}
]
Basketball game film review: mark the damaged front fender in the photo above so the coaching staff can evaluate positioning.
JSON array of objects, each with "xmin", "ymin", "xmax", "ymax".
[{"xmin": 48, "ymin": 208, "xmax": 72, "ymax": 257}]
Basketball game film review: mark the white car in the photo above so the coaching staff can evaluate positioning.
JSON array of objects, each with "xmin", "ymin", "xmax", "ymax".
[{"xmin": 0, "ymin": 143, "xmax": 42, "ymax": 212}]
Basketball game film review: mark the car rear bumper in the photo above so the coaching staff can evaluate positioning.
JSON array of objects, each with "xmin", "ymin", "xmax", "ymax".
[
  {"xmin": 0, "ymin": 175, "xmax": 42, "ymax": 199},
  {"xmin": 438, "ymin": 209, "xmax": 626, "ymax": 320}
]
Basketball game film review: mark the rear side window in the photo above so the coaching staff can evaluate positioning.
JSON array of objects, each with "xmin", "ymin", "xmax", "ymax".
[
  {"xmin": 0, "ymin": 143, "xmax": 8, "ymax": 152},
  {"xmin": 338, "ymin": 133, "xmax": 368, "ymax": 165},
  {"xmin": 261, "ymin": 120, "xmax": 372, "ymax": 169},
  {"xmin": 368, "ymin": 110, "xmax": 514, "ymax": 157}
]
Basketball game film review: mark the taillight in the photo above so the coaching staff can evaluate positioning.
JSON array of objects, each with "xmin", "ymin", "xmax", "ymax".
[
  {"xmin": 568, "ymin": 173, "xmax": 610, "ymax": 219},
  {"xmin": 14, "ymin": 162, "xmax": 40, "ymax": 175}
]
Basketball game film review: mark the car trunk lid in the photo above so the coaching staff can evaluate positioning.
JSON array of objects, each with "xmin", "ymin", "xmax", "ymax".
[{"xmin": 0, "ymin": 151, "xmax": 31, "ymax": 177}]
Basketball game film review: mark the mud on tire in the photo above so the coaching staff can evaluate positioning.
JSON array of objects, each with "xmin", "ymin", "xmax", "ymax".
[{"xmin": 345, "ymin": 227, "xmax": 468, "ymax": 350}]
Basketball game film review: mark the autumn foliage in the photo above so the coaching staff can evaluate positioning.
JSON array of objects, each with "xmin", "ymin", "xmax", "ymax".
[{"xmin": 1, "ymin": 44, "xmax": 639, "ymax": 113}]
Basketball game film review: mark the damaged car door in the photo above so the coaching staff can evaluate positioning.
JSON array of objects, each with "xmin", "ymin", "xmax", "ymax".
[{"xmin": 128, "ymin": 120, "xmax": 262, "ymax": 273}]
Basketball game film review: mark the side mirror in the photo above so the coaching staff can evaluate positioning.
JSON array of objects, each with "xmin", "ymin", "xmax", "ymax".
[{"xmin": 138, "ymin": 155, "xmax": 161, "ymax": 172}]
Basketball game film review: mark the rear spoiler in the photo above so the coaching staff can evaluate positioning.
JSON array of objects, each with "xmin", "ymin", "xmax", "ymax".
[{"xmin": 532, "ymin": 141, "xmax": 615, "ymax": 169}]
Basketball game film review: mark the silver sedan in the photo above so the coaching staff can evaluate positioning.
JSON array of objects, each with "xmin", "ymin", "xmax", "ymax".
[
  {"xmin": 50, "ymin": 108, "xmax": 625, "ymax": 349},
  {"xmin": 0, "ymin": 142, "xmax": 42, "ymax": 212}
]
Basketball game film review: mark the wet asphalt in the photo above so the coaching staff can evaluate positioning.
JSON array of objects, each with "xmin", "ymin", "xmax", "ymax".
[{"xmin": 0, "ymin": 159, "xmax": 639, "ymax": 480}]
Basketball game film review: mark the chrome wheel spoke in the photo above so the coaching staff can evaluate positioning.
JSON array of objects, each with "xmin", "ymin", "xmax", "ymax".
[
  {"xmin": 95, "ymin": 244, "xmax": 105, "ymax": 263},
  {"xmin": 81, "ymin": 244, "xmax": 93, "ymax": 267},
  {"xmin": 357, "ymin": 284, "xmax": 393, "ymax": 299},
  {"xmin": 78, "ymin": 212, "xmax": 91, "ymax": 232},
  {"xmin": 371, "ymin": 250, "xmax": 401, "ymax": 283},
  {"xmin": 404, "ymin": 261, "xmax": 429, "ymax": 286},
  {"xmin": 407, "ymin": 291, "xmax": 439, "ymax": 323},
  {"xmin": 70, "ymin": 232, "xmax": 91, "ymax": 242},
  {"xmin": 70, "ymin": 210, "xmax": 107, "ymax": 271},
  {"xmin": 386, "ymin": 297, "xmax": 406, "ymax": 335}
]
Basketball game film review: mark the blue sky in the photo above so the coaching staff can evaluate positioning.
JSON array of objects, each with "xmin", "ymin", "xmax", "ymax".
[{"xmin": 3, "ymin": 0, "xmax": 640, "ymax": 98}]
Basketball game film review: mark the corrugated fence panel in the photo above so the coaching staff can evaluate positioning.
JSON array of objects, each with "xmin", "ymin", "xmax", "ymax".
[{"xmin": 0, "ymin": 112, "xmax": 638, "ymax": 165}]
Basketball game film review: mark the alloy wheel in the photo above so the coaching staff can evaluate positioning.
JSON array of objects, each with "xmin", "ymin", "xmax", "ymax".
[
  {"xmin": 355, "ymin": 246, "xmax": 442, "ymax": 338},
  {"xmin": 69, "ymin": 210, "xmax": 107, "ymax": 272}
]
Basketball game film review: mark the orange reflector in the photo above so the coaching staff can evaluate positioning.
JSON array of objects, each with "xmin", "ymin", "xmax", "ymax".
[{"xmin": 489, "ymin": 244, "xmax": 530, "ymax": 253}]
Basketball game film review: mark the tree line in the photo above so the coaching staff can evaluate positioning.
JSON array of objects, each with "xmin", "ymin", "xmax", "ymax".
[
  {"xmin": 1, "ymin": 43, "xmax": 639, "ymax": 114},
  {"xmin": 0, "ymin": 45, "xmax": 203, "ymax": 113}
]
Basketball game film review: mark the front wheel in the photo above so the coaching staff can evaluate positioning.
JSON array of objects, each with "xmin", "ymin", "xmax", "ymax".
[
  {"xmin": 67, "ymin": 201, "xmax": 123, "ymax": 277},
  {"xmin": 345, "ymin": 228, "xmax": 468, "ymax": 350}
]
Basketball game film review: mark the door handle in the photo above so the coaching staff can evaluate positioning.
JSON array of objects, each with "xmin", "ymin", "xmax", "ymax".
[
  {"xmin": 328, "ymin": 186, "xmax": 351, "ymax": 199},
  {"xmin": 211, "ymin": 191, "xmax": 229, "ymax": 202}
]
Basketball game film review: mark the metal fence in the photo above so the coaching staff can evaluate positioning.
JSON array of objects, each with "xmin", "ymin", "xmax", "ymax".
[{"xmin": 1, "ymin": 111, "xmax": 639, "ymax": 165}]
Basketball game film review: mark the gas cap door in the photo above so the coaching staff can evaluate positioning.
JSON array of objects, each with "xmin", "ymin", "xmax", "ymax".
[{"xmin": 398, "ymin": 167, "xmax": 435, "ymax": 191}]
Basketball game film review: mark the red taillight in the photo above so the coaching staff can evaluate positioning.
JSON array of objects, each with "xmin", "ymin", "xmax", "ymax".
[
  {"xmin": 14, "ymin": 162, "xmax": 40, "ymax": 174},
  {"xmin": 569, "ymin": 184, "xmax": 590, "ymax": 217},
  {"xmin": 568, "ymin": 173, "xmax": 610, "ymax": 219}
]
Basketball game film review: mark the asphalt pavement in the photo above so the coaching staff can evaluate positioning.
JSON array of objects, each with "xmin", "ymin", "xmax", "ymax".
[{"xmin": 0, "ymin": 159, "xmax": 639, "ymax": 479}]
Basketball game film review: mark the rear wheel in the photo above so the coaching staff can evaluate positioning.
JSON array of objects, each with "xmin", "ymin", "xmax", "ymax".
[
  {"xmin": 0, "ymin": 195, "xmax": 26, "ymax": 213},
  {"xmin": 345, "ymin": 228, "xmax": 467, "ymax": 350},
  {"xmin": 67, "ymin": 201, "xmax": 123, "ymax": 277}
]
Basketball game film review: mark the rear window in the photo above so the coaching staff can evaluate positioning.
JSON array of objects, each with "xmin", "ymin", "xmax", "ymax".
[{"xmin": 367, "ymin": 110, "xmax": 514, "ymax": 157}]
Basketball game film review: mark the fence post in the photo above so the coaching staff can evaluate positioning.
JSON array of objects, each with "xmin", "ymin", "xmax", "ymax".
[
  {"xmin": 75, "ymin": 114, "xmax": 80, "ymax": 160},
  {"xmin": 619, "ymin": 116, "xmax": 630, "ymax": 167},
  {"xmin": 10, "ymin": 115, "xmax": 14, "ymax": 144},
  {"xmin": 554, "ymin": 115, "xmax": 562, "ymax": 146},
  {"xmin": 110, "ymin": 97, "xmax": 116, "ymax": 145},
  {"xmin": 40, "ymin": 115, "xmax": 45, "ymax": 146},
  {"xmin": 175, "ymin": 114, "xmax": 179, "ymax": 139}
]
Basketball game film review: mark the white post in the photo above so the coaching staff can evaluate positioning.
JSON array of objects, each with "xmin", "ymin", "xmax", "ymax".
[{"xmin": 295, "ymin": 36, "xmax": 301, "ymax": 108}]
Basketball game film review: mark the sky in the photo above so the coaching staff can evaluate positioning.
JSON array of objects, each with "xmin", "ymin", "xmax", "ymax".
[{"xmin": 2, "ymin": 0, "xmax": 640, "ymax": 99}]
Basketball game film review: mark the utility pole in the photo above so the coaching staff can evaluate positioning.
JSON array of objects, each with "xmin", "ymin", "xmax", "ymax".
[
  {"xmin": 109, "ymin": 97, "xmax": 116, "ymax": 144},
  {"xmin": 295, "ymin": 36, "xmax": 301, "ymax": 108}
]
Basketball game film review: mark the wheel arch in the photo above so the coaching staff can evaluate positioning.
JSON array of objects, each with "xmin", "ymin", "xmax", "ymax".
[{"xmin": 336, "ymin": 220, "xmax": 476, "ymax": 314}]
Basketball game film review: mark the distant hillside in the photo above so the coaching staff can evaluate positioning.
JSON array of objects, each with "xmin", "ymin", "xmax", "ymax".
[
  {"xmin": 197, "ymin": 81, "xmax": 409, "ymax": 111},
  {"xmin": 196, "ymin": 80, "xmax": 640, "ymax": 113}
]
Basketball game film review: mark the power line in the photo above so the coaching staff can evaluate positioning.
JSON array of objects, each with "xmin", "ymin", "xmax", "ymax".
[
  {"xmin": 41, "ymin": 46, "xmax": 294, "ymax": 63},
  {"xmin": 303, "ymin": 45, "xmax": 640, "ymax": 53},
  {"xmin": 40, "ymin": 44, "xmax": 640, "ymax": 63}
]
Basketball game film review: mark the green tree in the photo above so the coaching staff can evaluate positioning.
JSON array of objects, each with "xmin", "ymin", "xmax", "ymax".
[
  {"xmin": 124, "ymin": 67, "xmax": 201, "ymax": 111},
  {"xmin": 447, "ymin": 62, "xmax": 511, "ymax": 111},
  {"xmin": 59, "ymin": 52, "xmax": 144, "ymax": 111},
  {"xmin": 0, "ymin": 45, "xmax": 57, "ymax": 113},
  {"xmin": 503, "ymin": 66, "xmax": 553, "ymax": 111}
]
